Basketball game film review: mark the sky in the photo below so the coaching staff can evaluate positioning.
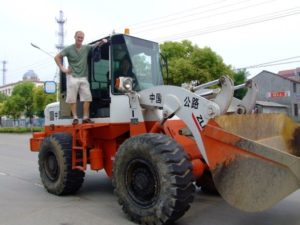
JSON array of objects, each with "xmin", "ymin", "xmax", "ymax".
[{"xmin": 1, "ymin": 0, "xmax": 300, "ymax": 85}]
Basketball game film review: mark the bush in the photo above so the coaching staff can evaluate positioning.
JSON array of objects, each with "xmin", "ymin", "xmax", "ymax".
[{"xmin": 0, "ymin": 127, "xmax": 44, "ymax": 133}]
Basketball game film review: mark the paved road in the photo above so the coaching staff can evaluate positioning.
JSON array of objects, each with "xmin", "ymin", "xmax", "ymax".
[{"xmin": 0, "ymin": 133, "xmax": 300, "ymax": 225}]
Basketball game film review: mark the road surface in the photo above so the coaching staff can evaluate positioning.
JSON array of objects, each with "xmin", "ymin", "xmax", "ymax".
[{"xmin": 0, "ymin": 133, "xmax": 299, "ymax": 225}]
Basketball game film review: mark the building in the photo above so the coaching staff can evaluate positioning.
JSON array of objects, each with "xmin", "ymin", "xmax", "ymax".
[
  {"xmin": 278, "ymin": 67, "xmax": 300, "ymax": 79},
  {"xmin": 255, "ymin": 100, "xmax": 289, "ymax": 114},
  {"xmin": 0, "ymin": 70, "xmax": 44, "ymax": 96},
  {"xmin": 251, "ymin": 70, "xmax": 300, "ymax": 122}
]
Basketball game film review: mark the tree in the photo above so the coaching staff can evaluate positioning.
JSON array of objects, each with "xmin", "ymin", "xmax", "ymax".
[
  {"xmin": 0, "ymin": 93, "xmax": 7, "ymax": 126},
  {"xmin": 11, "ymin": 82, "xmax": 35, "ymax": 125},
  {"xmin": 2, "ymin": 95, "xmax": 23, "ymax": 122},
  {"xmin": 0, "ymin": 92, "xmax": 7, "ymax": 103},
  {"xmin": 0, "ymin": 102, "xmax": 3, "ymax": 126},
  {"xmin": 160, "ymin": 40, "xmax": 235, "ymax": 86},
  {"xmin": 33, "ymin": 86, "xmax": 56, "ymax": 118},
  {"xmin": 233, "ymin": 69, "xmax": 248, "ymax": 99}
]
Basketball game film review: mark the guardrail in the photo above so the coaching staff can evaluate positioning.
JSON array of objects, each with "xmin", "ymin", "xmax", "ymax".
[{"xmin": 0, "ymin": 118, "xmax": 45, "ymax": 127}]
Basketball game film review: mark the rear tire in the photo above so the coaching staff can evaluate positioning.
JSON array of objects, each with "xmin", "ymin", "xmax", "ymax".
[
  {"xmin": 113, "ymin": 133, "xmax": 195, "ymax": 225},
  {"xmin": 38, "ymin": 133, "xmax": 85, "ymax": 195}
]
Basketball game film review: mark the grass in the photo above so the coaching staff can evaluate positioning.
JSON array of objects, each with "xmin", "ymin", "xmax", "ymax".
[{"xmin": 0, "ymin": 127, "xmax": 44, "ymax": 133}]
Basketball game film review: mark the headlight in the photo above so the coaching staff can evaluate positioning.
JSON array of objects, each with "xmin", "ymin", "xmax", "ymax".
[
  {"xmin": 123, "ymin": 78, "xmax": 133, "ymax": 91},
  {"xmin": 115, "ymin": 77, "xmax": 133, "ymax": 92}
]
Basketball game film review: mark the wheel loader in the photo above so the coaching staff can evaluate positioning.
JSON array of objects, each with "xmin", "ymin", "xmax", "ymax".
[{"xmin": 30, "ymin": 33, "xmax": 300, "ymax": 225}]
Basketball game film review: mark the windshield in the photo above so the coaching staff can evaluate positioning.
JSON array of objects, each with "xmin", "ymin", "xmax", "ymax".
[{"xmin": 111, "ymin": 35, "xmax": 164, "ymax": 93}]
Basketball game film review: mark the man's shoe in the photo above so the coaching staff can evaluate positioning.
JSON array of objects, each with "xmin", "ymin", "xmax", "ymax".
[
  {"xmin": 82, "ymin": 118, "xmax": 94, "ymax": 124},
  {"xmin": 72, "ymin": 119, "xmax": 79, "ymax": 125}
]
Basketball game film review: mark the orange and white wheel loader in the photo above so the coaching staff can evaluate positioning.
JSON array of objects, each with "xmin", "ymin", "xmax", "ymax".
[{"xmin": 30, "ymin": 33, "xmax": 300, "ymax": 225}]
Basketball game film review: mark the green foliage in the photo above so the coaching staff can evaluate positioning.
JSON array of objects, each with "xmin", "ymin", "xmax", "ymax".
[
  {"xmin": 0, "ymin": 102, "xmax": 3, "ymax": 116},
  {"xmin": 0, "ymin": 92, "xmax": 7, "ymax": 103},
  {"xmin": 160, "ymin": 40, "xmax": 194, "ymax": 60},
  {"xmin": 233, "ymin": 69, "xmax": 248, "ymax": 99},
  {"xmin": 2, "ymin": 95, "xmax": 23, "ymax": 120},
  {"xmin": 12, "ymin": 82, "xmax": 35, "ymax": 119},
  {"xmin": 0, "ymin": 127, "xmax": 43, "ymax": 133},
  {"xmin": 1, "ymin": 81, "xmax": 56, "ymax": 121},
  {"xmin": 0, "ymin": 102, "xmax": 3, "ymax": 126},
  {"xmin": 33, "ymin": 86, "xmax": 56, "ymax": 118},
  {"xmin": 160, "ymin": 40, "xmax": 235, "ymax": 86}
]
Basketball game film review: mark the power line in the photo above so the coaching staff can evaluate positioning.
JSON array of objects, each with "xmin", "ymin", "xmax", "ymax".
[
  {"xmin": 104, "ymin": 0, "xmax": 264, "ymax": 37},
  {"xmin": 153, "ymin": 7, "xmax": 300, "ymax": 42},
  {"xmin": 250, "ymin": 60, "xmax": 300, "ymax": 68},
  {"xmin": 132, "ymin": 0, "xmax": 252, "ymax": 29},
  {"xmin": 7, "ymin": 59, "xmax": 54, "ymax": 80},
  {"xmin": 126, "ymin": 0, "xmax": 227, "ymax": 28},
  {"xmin": 239, "ymin": 56, "xmax": 300, "ymax": 69},
  {"xmin": 133, "ymin": 0, "xmax": 276, "ymax": 34}
]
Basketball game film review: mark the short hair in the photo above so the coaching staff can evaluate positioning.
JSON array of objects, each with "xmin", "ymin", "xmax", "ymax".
[{"xmin": 74, "ymin": 31, "xmax": 84, "ymax": 37}]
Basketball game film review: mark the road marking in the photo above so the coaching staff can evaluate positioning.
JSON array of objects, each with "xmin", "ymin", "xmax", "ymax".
[
  {"xmin": 34, "ymin": 183, "xmax": 43, "ymax": 188},
  {"xmin": 0, "ymin": 171, "xmax": 43, "ymax": 188}
]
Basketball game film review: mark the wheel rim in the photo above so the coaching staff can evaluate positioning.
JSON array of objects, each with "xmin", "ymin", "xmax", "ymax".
[
  {"xmin": 44, "ymin": 152, "xmax": 59, "ymax": 181},
  {"xmin": 125, "ymin": 159, "xmax": 160, "ymax": 207}
]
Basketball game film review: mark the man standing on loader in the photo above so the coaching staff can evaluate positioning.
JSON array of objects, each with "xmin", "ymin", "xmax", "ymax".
[{"xmin": 54, "ymin": 30, "xmax": 106, "ymax": 125}]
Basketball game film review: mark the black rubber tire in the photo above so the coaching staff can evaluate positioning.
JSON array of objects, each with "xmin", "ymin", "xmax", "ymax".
[
  {"xmin": 38, "ymin": 133, "xmax": 85, "ymax": 195},
  {"xmin": 112, "ymin": 133, "xmax": 195, "ymax": 225}
]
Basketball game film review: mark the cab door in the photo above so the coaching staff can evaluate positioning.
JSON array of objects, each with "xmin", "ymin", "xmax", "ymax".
[{"xmin": 88, "ymin": 40, "xmax": 111, "ymax": 118}]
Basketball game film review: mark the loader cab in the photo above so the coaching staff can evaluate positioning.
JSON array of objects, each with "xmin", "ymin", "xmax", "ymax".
[
  {"xmin": 111, "ymin": 34, "xmax": 164, "ymax": 93},
  {"xmin": 59, "ymin": 34, "xmax": 164, "ymax": 119}
]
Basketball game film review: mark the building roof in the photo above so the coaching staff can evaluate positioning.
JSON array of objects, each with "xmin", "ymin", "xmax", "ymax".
[
  {"xmin": 252, "ymin": 70, "xmax": 300, "ymax": 84},
  {"xmin": 278, "ymin": 67, "xmax": 300, "ymax": 81},
  {"xmin": 256, "ymin": 100, "xmax": 289, "ymax": 108},
  {"xmin": 23, "ymin": 70, "xmax": 39, "ymax": 81},
  {"xmin": 278, "ymin": 69, "xmax": 296, "ymax": 78}
]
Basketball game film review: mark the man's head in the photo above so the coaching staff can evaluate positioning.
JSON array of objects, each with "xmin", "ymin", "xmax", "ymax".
[{"xmin": 74, "ymin": 31, "xmax": 84, "ymax": 46}]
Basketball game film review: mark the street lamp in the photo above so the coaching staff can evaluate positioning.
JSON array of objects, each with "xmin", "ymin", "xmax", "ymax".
[
  {"xmin": 30, "ymin": 43, "xmax": 59, "ymax": 101},
  {"xmin": 31, "ymin": 43, "xmax": 54, "ymax": 58}
]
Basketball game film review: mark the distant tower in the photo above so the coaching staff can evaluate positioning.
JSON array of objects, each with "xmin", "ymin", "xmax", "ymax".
[
  {"xmin": 55, "ymin": 10, "xmax": 66, "ymax": 52},
  {"xmin": 2, "ymin": 60, "xmax": 7, "ymax": 85}
]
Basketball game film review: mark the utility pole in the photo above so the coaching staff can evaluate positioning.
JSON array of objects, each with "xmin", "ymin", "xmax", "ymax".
[
  {"xmin": 56, "ymin": 10, "xmax": 66, "ymax": 52},
  {"xmin": 54, "ymin": 10, "xmax": 67, "ymax": 102},
  {"xmin": 2, "ymin": 60, "xmax": 7, "ymax": 86}
]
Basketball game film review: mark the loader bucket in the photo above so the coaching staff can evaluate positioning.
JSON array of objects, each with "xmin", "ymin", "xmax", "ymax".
[{"xmin": 202, "ymin": 113, "xmax": 300, "ymax": 212}]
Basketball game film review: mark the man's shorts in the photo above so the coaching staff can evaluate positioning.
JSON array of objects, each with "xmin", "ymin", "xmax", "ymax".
[{"xmin": 66, "ymin": 75, "xmax": 92, "ymax": 103}]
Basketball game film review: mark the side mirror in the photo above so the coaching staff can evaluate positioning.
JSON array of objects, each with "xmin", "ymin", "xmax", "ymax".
[{"xmin": 44, "ymin": 81, "xmax": 57, "ymax": 94}]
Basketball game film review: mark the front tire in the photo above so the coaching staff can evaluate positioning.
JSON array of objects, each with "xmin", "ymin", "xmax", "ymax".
[
  {"xmin": 113, "ymin": 133, "xmax": 195, "ymax": 225},
  {"xmin": 38, "ymin": 133, "xmax": 85, "ymax": 195}
]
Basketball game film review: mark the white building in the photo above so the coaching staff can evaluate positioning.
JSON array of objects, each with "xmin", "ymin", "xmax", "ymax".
[{"xmin": 0, "ymin": 70, "xmax": 44, "ymax": 96}]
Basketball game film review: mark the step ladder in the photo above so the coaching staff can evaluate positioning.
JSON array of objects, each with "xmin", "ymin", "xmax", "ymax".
[{"xmin": 72, "ymin": 127, "xmax": 89, "ymax": 170}]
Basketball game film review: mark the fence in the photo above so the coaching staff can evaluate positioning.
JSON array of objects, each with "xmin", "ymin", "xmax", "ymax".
[{"xmin": 0, "ymin": 118, "xmax": 45, "ymax": 128}]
